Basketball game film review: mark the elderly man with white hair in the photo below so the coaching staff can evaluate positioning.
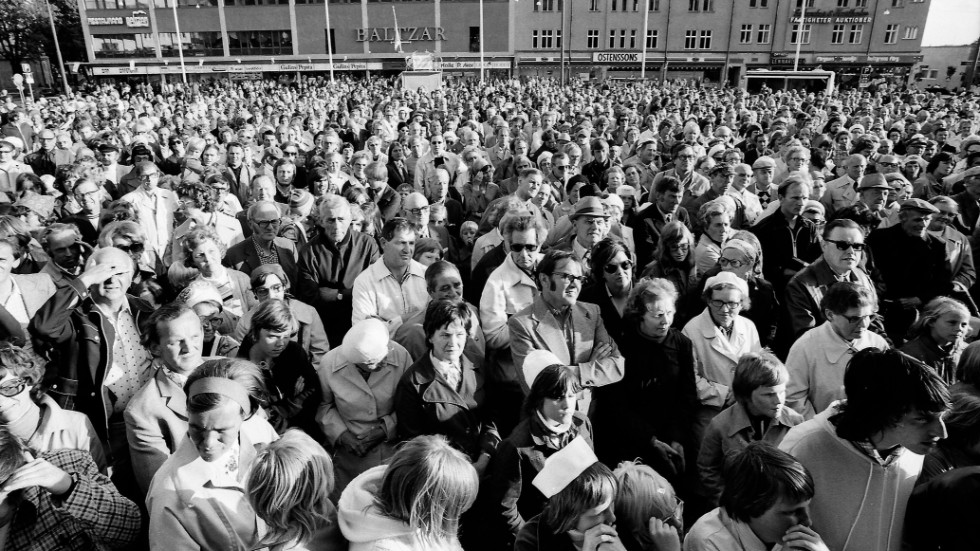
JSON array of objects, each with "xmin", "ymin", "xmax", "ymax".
[{"xmin": 317, "ymin": 318, "xmax": 414, "ymax": 496}]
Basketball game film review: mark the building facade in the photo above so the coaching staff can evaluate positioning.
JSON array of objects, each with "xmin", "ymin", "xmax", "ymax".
[{"xmin": 77, "ymin": 0, "xmax": 931, "ymax": 87}]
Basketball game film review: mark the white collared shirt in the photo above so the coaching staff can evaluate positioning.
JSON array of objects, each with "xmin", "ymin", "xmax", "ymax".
[{"xmin": 351, "ymin": 258, "xmax": 429, "ymax": 335}]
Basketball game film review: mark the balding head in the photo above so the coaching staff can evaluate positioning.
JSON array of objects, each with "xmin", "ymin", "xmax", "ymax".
[{"xmin": 403, "ymin": 192, "xmax": 430, "ymax": 227}]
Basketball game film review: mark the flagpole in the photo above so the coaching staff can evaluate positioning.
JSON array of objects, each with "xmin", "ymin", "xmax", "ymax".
[
  {"xmin": 392, "ymin": 6, "xmax": 404, "ymax": 54},
  {"xmin": 479, "ymin": 0, "xmax": 485, "ymax": 85},
  {"xmin": 325, "ymin": 0, "xmax": 335, "ymax": 84},
  {"xmin": 44, "ymin": 0, "xmax": 70, "ymax": 94},
  {"xmin": 172, "ymin": 0, "xmax": 187, "ymax": 85}
]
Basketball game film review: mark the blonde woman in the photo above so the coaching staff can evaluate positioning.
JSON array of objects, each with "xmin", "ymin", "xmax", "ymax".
[
  {"xmin": 613, "ymin": 461, "xmax": 683, "ymax": 551},
  {"xmin": 247, "ymin": 429, "xmax": 345, "ymax": 550}
]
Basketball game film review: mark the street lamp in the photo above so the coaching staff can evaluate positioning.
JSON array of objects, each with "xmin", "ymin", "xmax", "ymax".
[{"xmin": 324, "ymin": 0, "xmax": 335, "ymax": 84}]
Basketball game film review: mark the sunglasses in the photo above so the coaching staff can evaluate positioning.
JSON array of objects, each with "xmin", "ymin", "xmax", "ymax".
[
  {"xmin": 115, "ymin": 242, "xmax": 145, "ymax": 255},
  {"xmin": 603, "ymin": 260, "xmax": 633, "ymax": 274},
  {"xmin": 825, "ymin": 239, "xmax": 865, "ymax": 252},
  {"xmin": 510, "ymin": 243, "xmax": 538, "ymax": 253},
  {"xmin": 0, "ymin": 378, "xmax": 26, "ymax": 397}
]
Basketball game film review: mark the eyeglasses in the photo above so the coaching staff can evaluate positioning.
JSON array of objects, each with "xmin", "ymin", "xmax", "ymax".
[
  {"xmin": 254, "ymin": 284, "xmax": 284, "ymax": 297},
  {"xmin": 603, "ymin": 260, "xmax": 633, "ymax": 274},
  {"xmin": 284, "ymin": 151, "xmax": 298, "ymax": 156},
  {"xmin": 709, "ymin": 299, "xmax": 741, "ymax": 311},
  {"xmin": 253, "ymin": 218, "xmax": 281, "ymax": 228},
  {"xmin": 552, "ymin": 272, "xmax": 587, "ymax": 284},
  {"xmin": 0, "ymin": 378, "xmax": 26, "ymax": 397},
  {"xmin": 718, "ymin": 257, "xmax": 747, "ymax": 269},
  {"xmin": 409, "ymin": 206, "xmax": 430, "ymax": 217},
  {"xmin": 825, "ymin": 239, "xmax": 865, "ymax": 252},
  {"xmin": 115, "ymin": 242, "xmax": 145, "ymax": 255},
  {"xmin": 555, "ymin": 165, "xmax": 572, "ymax": 171},
  {"xmin": 139, "ymin": 173, "xmax": 159, "ymax": 179},
  {"xmin": 840, "ymin": 312, "xmax": 875, "ymax": 324},
  {"xmin": 510, "ymin": 243, "xmax": 538, "ymax": 253}
]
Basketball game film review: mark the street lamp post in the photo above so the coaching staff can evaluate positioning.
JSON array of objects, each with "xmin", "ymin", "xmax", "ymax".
[
  {"xmin": 641, "ymin": 0, "xmax": 650, "ymax": 79},
  {"xmin": 479, "ymin": 0, "xmax": 485, "ymax": 84},
  {"xmin": 172, "ymin": 1, "xmax": 187, "ymax": 85},
  {"xmin": 44, "ymin": 0, "xmax": 70, "ymax": 95},
  {"xmin": 793, "ymin": 0, "xmax": 807, "ymax": 71},
  {"xmin": 324, "ymin": 0, "xmax": 335, "ymax": 84}
]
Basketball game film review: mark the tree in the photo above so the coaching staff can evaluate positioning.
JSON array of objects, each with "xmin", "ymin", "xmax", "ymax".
[{"xmin": 0, "ymin": 0, "xmax": 48, "ymax": 70}]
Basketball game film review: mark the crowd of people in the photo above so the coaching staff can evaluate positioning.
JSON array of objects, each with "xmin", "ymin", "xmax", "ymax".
[{"xmin": 0, "ymin": 73, "xmax": 978, "ymax": 550}]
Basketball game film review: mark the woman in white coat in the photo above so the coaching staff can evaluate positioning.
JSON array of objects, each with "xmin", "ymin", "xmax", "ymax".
[
  {"xmin": 682, "ymin": 272, "xmax": 761, "ymax": 448},
  {"xmin": 146, "ymin": 358, "xmax": 278, "ymax": 551}
]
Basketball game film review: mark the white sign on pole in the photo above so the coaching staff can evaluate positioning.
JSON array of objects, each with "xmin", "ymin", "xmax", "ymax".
[{"xmin": 24, "ymin": 73, "xmax": 34, "ymax": 84}]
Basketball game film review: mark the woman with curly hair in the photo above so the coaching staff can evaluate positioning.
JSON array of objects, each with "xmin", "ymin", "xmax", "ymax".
[{"xmin": 168, "ymin": 180, "xmax": 245, "ymax": 268}]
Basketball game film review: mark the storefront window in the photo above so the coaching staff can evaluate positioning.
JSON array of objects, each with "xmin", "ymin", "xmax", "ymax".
[
  {"xmin": 92, "ymin": 34, "xmax": 155, "ymax": 58},
  {"xmin": 227, "ymin": 30, "xmax": 293, "ymax": 55},
  {"xmin": 159, "ymin": 32, "xmax": 225, "ymax": 56}
]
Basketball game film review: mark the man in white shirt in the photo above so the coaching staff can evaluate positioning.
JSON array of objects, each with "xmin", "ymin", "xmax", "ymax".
[
  {"xmin": 121, "ymin": 162, "xmax": 178, "ymax": 259},
  {"xmin": 351, "ymin": 218, "xmax": 429, "ymax": 335}
]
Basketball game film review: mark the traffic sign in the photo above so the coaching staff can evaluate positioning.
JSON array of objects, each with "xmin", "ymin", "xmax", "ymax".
[{"xmin": 20, "ymin": 63, "xmax": 31, "ymax": 73}]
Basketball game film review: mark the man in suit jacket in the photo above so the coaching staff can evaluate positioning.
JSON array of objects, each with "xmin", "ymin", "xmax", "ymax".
[
  {"xmin": 550, "ymin": 196, "xmax": 612, "ymax": 277},
  {"xmin": 220, "ymin": 143, "xmax": 257, "ymax": 205},
  {"xmin": 402, "ymin": 192, "xmax": 454, "ymax": 261},
  {"xmin": 508, "ymin": 249, "xmax": 625, "ymax": 416},
  {"xmin": 820, "ymin": 154, "xmax": 868, "ymax": 218},
  {"xmin": 0, "ymin": 239, "xmax": 57, "ymax": 342},
  {"xmin": 630, "ymin": 174, "xmax": 692, "ymax": 267},
  {"xmin": 223, "ymin": 201, "xmax": 299, "ymax": 289}
]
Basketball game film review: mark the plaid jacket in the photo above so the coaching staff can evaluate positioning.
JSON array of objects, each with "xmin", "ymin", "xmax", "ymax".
[{"xmin": 7, "ymin": 449, "xmax": 141, "ymax": 551}]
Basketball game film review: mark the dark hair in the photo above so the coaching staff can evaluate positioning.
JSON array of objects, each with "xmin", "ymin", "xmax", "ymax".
[
  {"xmin": 424, "ymin": 260, "xmax": 461, "ymax": 291},
  {"xmin": 926, "ymin": 152, "xmax": 954, "ymax": 176},
  {"xmin": 721, "ymin": 442, "xmax": 814, "ymax": 522},
  {"xmin": 821, "ymin": 218, "xmax": 861, "ymax": 240},
  {"xmin": 831, "ymin": 202, "xmax": 881, "ymax": 231},
  {"xmin": 523, "ymin": 365, "xmax": 583, "ymax": 418},
  {"xmin": 589, "ymin": 238, "xmax": 632, "ymax": 284},
  {"xmin": 942, "ymin": 392, "xmax": 980, "ymax": 449},
  {"xmin": 422, "ymin": 299, "xmax": 472, "ymax": 348},
  {"xmin": 542, "ymin": 462, "xmax": 618, "ymax": 534},
  {"xmin": 185, "ymin": 358, "xmax": 266, "ymax": 418},
  {"xmin": 655, "ymin": 175, "xmax": 683, "ymax": 195},
  {"xmin": 142, "ymin": 302, "xmax": 196, "ymax": 347},
  {"xmin": 248, "ymin": 299, "xmax": 297, "ymax": 342},
  {"xmin": 380, "ymin": 217, "xmax": 416, "ymax": 242},
  {"xmin": 536, "ymin": 249, "xmax": 578, "ymax": 284},
  {"xmin": 820, "ymin": 281, "xmax": 875, "ymax": 316},
  {"xmin": 835, "ymin": 348, "xmax": 950, "ymax": 440},
  {"xmin": 176, "ymin": 180, "xmax": 219, "ymax": 213}
]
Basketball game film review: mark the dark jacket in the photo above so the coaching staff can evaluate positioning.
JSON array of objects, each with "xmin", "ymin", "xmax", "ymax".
[
  {"xmin": 783, "ymin": 257, "xmax": 878, "ymax": 339},
  {"xmin": 395, "ymin": 354, "xmax": 500, "ymax": 461},
  {"xmin": 750, "ymin": 211, "xmax": 822, "ymax": 293},
  {"xmin": 514, "ymin": 514, "xmax": 579, "ymax": 551},
  {"xmin": 905, "ymin": 466, "xmax": 980, "ymax": 551},
  {"xmin": 593, "ymin": 326, "xmax": 698, "ymax": 469},
  {"xmin": 479, "ymin": 413, "xmax": 594, "ymax": 550},
  {"xmin": 296, "ymin": 230, "xmax": 380, "ymax": 346},
  {"xmin": 29, "ymin": 278, "xmax": 155, "ymax": 441},
  {"xmin": 223, "ymin": 236, "xmax": 299, "ymax": 289},
  {"xmin": 466, "ymin": 242, "xmax": 507, "ymax": 306},
  {"xmin": 867, "ymin": 224, "xmax": 952, "ymax": 302},
  {"xmin": 579, "ymin": 282, "xmax": 628, "ymax": 347},
  {"xmin": 630, "ymin": 204, "xmax": 692, "ymax": 267},
  {"xmin": 581, "ymin": 158, "xmax": 611, "ymax": 188},
  {"xmin": 385, "ymin": 160, "xmax": 410, "ymax": 190}
]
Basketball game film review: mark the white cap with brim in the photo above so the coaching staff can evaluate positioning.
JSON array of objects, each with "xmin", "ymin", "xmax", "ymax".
[
  {"xmin": 531, "ymin": 436, "xmax": 598, "ymax": 498},
  {"xmin": 704, "ymin": 271, "xmax": 749, "ymax": 298},
  {"xmin": 523, "ymin": 349, "xmax": 563, "ymax": 389}
]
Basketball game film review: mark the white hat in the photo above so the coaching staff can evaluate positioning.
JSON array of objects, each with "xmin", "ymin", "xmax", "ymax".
[
  {"xmin": 342, "ymin": 319, "xmax": 389, "ymax": 364},
  {"xmin": 532, "ymin": 436, "xmax": 598, "ymax": 498},
  {"xmin": 523, "ymin": 350, "xmax": 563, "ymax": 389},
  {"xmin": 704, "ymin": 271, "xmax": 749, "ymax": 297}
]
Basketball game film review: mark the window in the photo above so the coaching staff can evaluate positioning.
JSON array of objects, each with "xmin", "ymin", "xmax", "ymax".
[
  {"xmin": 86, "ymin": 0, "xmax": 144, "ymax": 8},
  {"xmin": 158, "ymin": 31, "xmax": 224, "ymax": 56},
  {"xmin": 633, "ymin": 0, "xmax": 640, "ymax": 11},
  {"xmin": 535, "ymin": 0, "xmax": 562, "ymax": 12},
  {"xmin": 227, "ymin": 0, "xmax": 286, "ymax": 5},
  {"xmin": 795, "ymin": 0, "xmax": 814, "ymax": 7},
  {"xmin": 757, "ymin": 24, "xmax": 771, "ymax": 43},
  {"xmin": 831, "ymin": 24, "xmax": 844, "ymax": 44},
  {"xmin": 646, "ymin": 29, "xmax": 658, "ymax": 48},
  {"xmin": 532, "ymin": 30, "xmax": 538, "ymax": 49},
  {"xmin": 587, "ymin": 29, "xmax": 599, "ymax": 48},
  {"xmin": 854, "ymin": 0, "xmax": 867, "ymax": 5},
  {"xmin": 903, "ymin": 26, "xmax": 919, "ymax": 39},
  {"xmin": 837, "ymin": 0, "xmax": 848, "ymax": 6},
  {"xmin": 589, "ymin": 0, "xmax": 599, "ymax": 10},
  {"xmin": 611, "ymin": 0, "xmax": 617, "ymax": 10},
  {"xmin": 891, "ymin": 0, "xmax": 902, "ymax": 6},
  {"xmin": 609, "ymin": 30, "xmax": 616, "ymax": 48},
  {"xmin": 790, "ymin": 23, "xmax": 811, "ymax": 44},
  {"xmin": 926, "ymin": 69, "xmax": 938, "ymax": 79},
  {"xmin": 688, "ymin": 0, "xmax": 712, "ymax": 11},
  {"xmin": 92, "ymin": 34, "xmax": 154, "ymax": 58},
  {"xmin": 684, "ymin": 30, "xmax": 697, "ymax": 49},
  {"xmin": 648, "ymin": 0, "xmax": 660, "ymax": 10},
  {"xmin": 849, "ymin": 24, "xmax": 863, "ymax": 44},
  {"xmin": 556, "ymin": 29, "xmax": 562, "ymax": 48},
  {"xmin": 324, "ymin": 29, "xmax": 336, "ymax": 53},
  {"xmin": 749, "ymin": 0, "xmax": 769, "ymax": 6},
  {"xmin": 740, "ymin": 24, "xmax": 752, "ymax": 44},
  {"xmin": 699, "ymin": 30, "xmax": 712, "ymax": 48},
  {"xmin": 619, "ymin": 29, "xmax": 627, "ymax": 48},
  {"xmin": 884, "ymin": 24, "xmax": 898, "ymax": 44},
  {"xmin": 469, "ymin": 27, "xmax": 480, "ymax": 53},
  {"xmin": 629, "ymin": 29, "xmax": 637, "ymax": 48},
  {"xmin": 541, "ymin": 29, "xmax": 554, "ymax": 49},
  {"xmin": 227, "ymin": 30, "xmax": 292, "ymax": 55}
]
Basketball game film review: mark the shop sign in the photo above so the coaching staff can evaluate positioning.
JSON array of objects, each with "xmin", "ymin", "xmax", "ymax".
[
  {"xmin": 90, "ymin": 61, "xmax": 382, "ymax": 76},
  {"xmin": 440, "ymin": 61, "xmax": 510, "ymax": 69},
  {"xmin": 126, "ymin": 10, "xmax": 149, "ymax": 27},
  {"xmin": 790, "ymin": 9, "xmax": 871, "ymax": 24},
  {"xmin": 593, "ymin": 52, "xmax": 641, "ymax": 63},
  {"xmin": 88, "ymin": 16, "xmax": 124, "ymax": 26},
  {"xmin": 356, "ymin": 27, "xmax": 446, "ymax": 42}
]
